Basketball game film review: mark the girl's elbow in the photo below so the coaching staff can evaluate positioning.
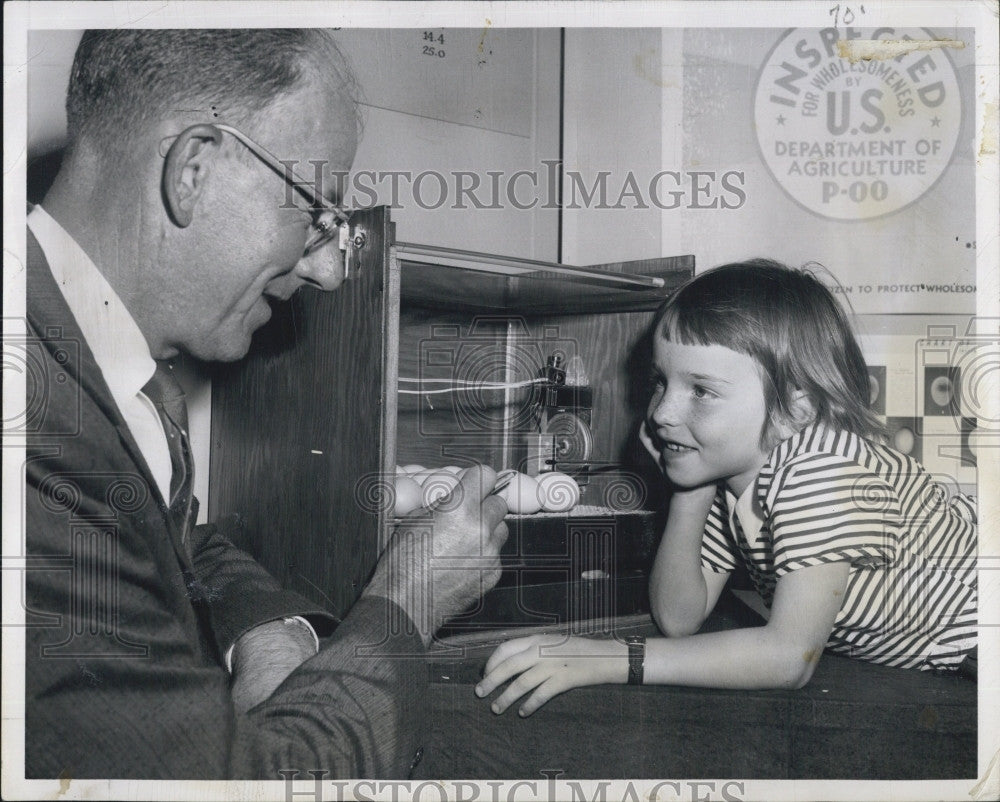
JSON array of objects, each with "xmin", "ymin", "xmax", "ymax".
[
  {"xmin": 786, "ymin": 667, "xmax": 815, "ymax": 690},
  {"xmin": 663, "ymin": 619, "xmax": 702, "ymax": 639},
  {"xmin": 780, "ymin": 647, "xmax": 824, "ymax": 689},
  {"xmin": 652, "ymin": 604, "xmax": 703, "ymax": 638}
]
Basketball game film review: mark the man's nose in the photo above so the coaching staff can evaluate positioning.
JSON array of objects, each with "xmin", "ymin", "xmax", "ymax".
[{"xmin": 294, "ymin": 244, "xmax": 346, "ymax": 291}]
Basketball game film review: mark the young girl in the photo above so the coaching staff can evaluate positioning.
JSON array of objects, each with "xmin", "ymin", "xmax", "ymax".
[{"xmin": 475, "ymin": 259, "xmax": 977, "ymax": 717}]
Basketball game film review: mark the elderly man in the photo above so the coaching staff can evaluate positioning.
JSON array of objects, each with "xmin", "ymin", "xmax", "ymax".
[{"xmin": 25, "ymin": 29, "xmax": 507, "ymax": 780}]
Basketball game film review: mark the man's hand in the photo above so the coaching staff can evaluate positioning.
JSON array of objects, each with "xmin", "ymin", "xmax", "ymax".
[{"xmin": 364, "ymin": 464, "xmax": 508, "ymax": 646}]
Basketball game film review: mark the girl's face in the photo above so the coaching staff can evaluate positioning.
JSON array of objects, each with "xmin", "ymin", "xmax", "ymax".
[{"xmin": 647, "ymin": 337, "xmax": 775, "ymax": 496}]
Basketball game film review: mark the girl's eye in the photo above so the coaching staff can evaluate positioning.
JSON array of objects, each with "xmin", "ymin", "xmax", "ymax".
[{"xmin": 693, "ymin": 385, "xmax": 714, "ymax": 399}]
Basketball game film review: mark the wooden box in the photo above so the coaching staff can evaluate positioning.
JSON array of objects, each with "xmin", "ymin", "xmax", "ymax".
[{"xmin": 209, "ymin": 206, "xmax": 693, "ymax": 623}]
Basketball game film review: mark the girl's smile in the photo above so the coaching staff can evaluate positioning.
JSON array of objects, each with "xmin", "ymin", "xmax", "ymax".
[{"xmin": 647, "ymin": 339, "xmax": 775, "ymax": 496}]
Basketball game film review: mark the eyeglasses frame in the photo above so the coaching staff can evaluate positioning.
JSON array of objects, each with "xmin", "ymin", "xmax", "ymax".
[
  {"xmin": 213, "ymin": 123, "xmax": 352, "ymax": 260},
  {"xmin": 161, "ymin": 122, "xmax": 354, "ymax": 264}
]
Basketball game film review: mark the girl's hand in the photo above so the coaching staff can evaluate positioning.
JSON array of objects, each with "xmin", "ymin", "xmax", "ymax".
[
  {"xmin": 639, "ymin": 421, "xmax": 719, "ymax": 504},
  {"xmin": 639, "ymin": 420, "xmax": 665, "ymax": 472},
  {"xmin": 475, "ymin": 635, "xmax": 626, "ymax": 717},
  {"xmin": 668, "ymin": 480, "xmax": 720, "ymax": 511}
]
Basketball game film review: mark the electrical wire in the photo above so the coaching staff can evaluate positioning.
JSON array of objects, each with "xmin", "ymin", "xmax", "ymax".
[
  {"xmin": 398, "ymin": 377, "xmax": 527, "ymax": 385},
  {"xmin": 396, "ymin": 377, "xmax": 549, "ymax": 396}
]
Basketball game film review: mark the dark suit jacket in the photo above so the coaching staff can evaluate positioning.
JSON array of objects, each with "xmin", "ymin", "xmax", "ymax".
[{"xmin": 24, "ymin": 230, "xmax": 428, "ymax": 779}]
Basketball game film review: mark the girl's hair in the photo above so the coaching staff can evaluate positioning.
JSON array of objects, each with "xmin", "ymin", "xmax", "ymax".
[{"xmin": 653, "ymin": 258, "xmax": 884, "ymax": 443}]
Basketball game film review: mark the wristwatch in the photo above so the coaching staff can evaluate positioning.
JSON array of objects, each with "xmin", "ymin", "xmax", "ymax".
[{"xmin": 625, "ymin": 635, "xmax": 645, "ymax": 685}]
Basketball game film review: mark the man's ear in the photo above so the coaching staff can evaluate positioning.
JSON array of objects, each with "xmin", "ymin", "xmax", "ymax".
[{"xmin": 161, "ymin": 124, "xmax": 223, "ymax": 227}]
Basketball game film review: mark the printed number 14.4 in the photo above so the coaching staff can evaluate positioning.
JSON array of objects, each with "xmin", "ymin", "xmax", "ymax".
[{"xmin": 422, "ymin": 32, "xmax": 446, "ymax": 58}]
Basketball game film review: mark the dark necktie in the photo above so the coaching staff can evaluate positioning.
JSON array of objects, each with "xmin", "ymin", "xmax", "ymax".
[{"xmin": 142, "ymin": 362, "xmax": 195, "ymax": 542}]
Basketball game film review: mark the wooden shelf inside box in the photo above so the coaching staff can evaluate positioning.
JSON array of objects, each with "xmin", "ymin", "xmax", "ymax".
[{"xmin": 436, "ymin": 506, "xmax": 663, "ymax": 638}]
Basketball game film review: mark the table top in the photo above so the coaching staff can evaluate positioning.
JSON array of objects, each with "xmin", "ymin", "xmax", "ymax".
[{"xmin": 420, "ymin": 593, "xmax": 977, "ymax": 780}]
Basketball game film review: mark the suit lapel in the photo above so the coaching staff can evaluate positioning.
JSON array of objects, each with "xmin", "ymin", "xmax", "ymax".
[{"xmin": 26, "ymin": 228, "xmax": 195, "ymax": 574}]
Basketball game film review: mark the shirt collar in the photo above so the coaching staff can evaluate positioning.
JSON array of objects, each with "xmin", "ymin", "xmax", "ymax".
[
  {"xmin": 735, "ymin": 421, "xmax": 830, "ymax": 542},
  {"xmin": 726, "ymin": 481, "xmax": 766, "ymax": 545},
  {"xmin": 27, "ymin": 205, "xmax": 156, "ymax": 402}
]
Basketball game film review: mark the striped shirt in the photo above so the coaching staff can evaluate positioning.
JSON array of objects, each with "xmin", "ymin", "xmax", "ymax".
[{"xmin": 701, "ymin": 423, "xmax": 977, "ymax": 671}]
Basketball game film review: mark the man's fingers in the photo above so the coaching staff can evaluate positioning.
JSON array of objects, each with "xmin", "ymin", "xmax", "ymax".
[
  {"xmin": 481, "ymin": 494, "xmax": 508, "ymax": 531},
  {"xmin": 457, "ymin": 464, "xmax": 498, "ymax": 500},
  {"xmin": 433, "ymin": 465, "xmax": 506, "ymax": 524},
  {"xmin": 490, "ymin": 519, "xmax": 509, "ymax": 546}
]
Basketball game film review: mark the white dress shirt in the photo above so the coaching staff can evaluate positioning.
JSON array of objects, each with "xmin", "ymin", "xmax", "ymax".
[
  {"xmin": 28, "ymin": 205, "xmax": 174, "ymax": 503},
  {"xmin": 28, "ymin": 205, "xmax": 319, "ymax": 668}
]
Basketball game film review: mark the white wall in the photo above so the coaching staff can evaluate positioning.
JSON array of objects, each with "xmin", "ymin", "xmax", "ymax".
[
  {"xmin": 26, "ymin": 29, "xmax": 560, "ymax": 517},
  {"xmin": 561, "ymin": 28, "xmax": 681, "ymax": 265},
  {"xmin": 560, "ymin": 27, "xmax": 976, "ymax": 312},
  {"xmin": 27, "ymin": 27, "xmax": 984, "ymax": 506},
  {"xmin": 558, "ymin": 27, "xmax": 980, "ymax": 493},
  {"xmin": 676, "ymin": 27, "xmax": 976, "ymax": 315},
  {"xmin": 335, "ymin": 28, "xmax": 560, "ymax": 260}
]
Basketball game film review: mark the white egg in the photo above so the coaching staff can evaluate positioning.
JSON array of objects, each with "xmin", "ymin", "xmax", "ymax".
[
  {"xmin": 498, "ymin": 472, "xmax": 542, "ymax": 515},
  {"xmin": 393, "ymin": 475, "xmax": 424, "ymax": 516},
  {"xmin": 400, "ymin": 464, "xmax": 426, "ymax": 476},
  {"xmin": 410, "ymin": 468, "xmax": 438, "ymax": 485},
  {"xmin": 442, "ymin": 465, "xmax": 464, "ymax": 475},
  {"xmin": 536, "ymin": 471, "xmax": 580, "ymax": 512},
  {"xmin": 421, "ymin": 470, "xmax": 461, "ymax": 507}
]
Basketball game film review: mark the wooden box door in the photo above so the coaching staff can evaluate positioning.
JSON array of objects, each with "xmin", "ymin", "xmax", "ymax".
[{"xmin": 209, "ymin": 206, "xmax": 397, "ymax": 619}]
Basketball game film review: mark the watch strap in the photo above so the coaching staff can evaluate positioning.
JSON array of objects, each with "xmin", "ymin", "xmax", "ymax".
[{"xmin": 626, "ymin": 635, "xmax": 645, "ymax": 685}]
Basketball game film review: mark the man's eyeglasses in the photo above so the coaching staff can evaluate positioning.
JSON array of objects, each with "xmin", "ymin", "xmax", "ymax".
[{"xmin": 162, "ymin": 123, "xmax": 353, "ymax": 262}]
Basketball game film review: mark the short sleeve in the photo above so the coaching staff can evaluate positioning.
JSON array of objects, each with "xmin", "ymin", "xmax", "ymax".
[
  {"xmin": 700, "ymin": 488, "xmax": 740, "ymax": 573},
  {"xmin": 762, "ymin": 454, "xmax": 899, "ymax": 576},
  {"xmin": 949, "ymin": 493, "xmax": 977, "ymax": 525}
]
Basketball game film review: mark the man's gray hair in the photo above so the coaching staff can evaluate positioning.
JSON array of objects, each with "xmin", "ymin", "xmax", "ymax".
[{"xmin": 66, "ymin": 29, "xmax": 361, "ymax": 159}]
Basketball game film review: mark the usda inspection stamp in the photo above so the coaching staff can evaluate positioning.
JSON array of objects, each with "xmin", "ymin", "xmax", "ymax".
[{"xmin": 754, "ymin": 27, "xmax": 962, "ymax": 220}]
